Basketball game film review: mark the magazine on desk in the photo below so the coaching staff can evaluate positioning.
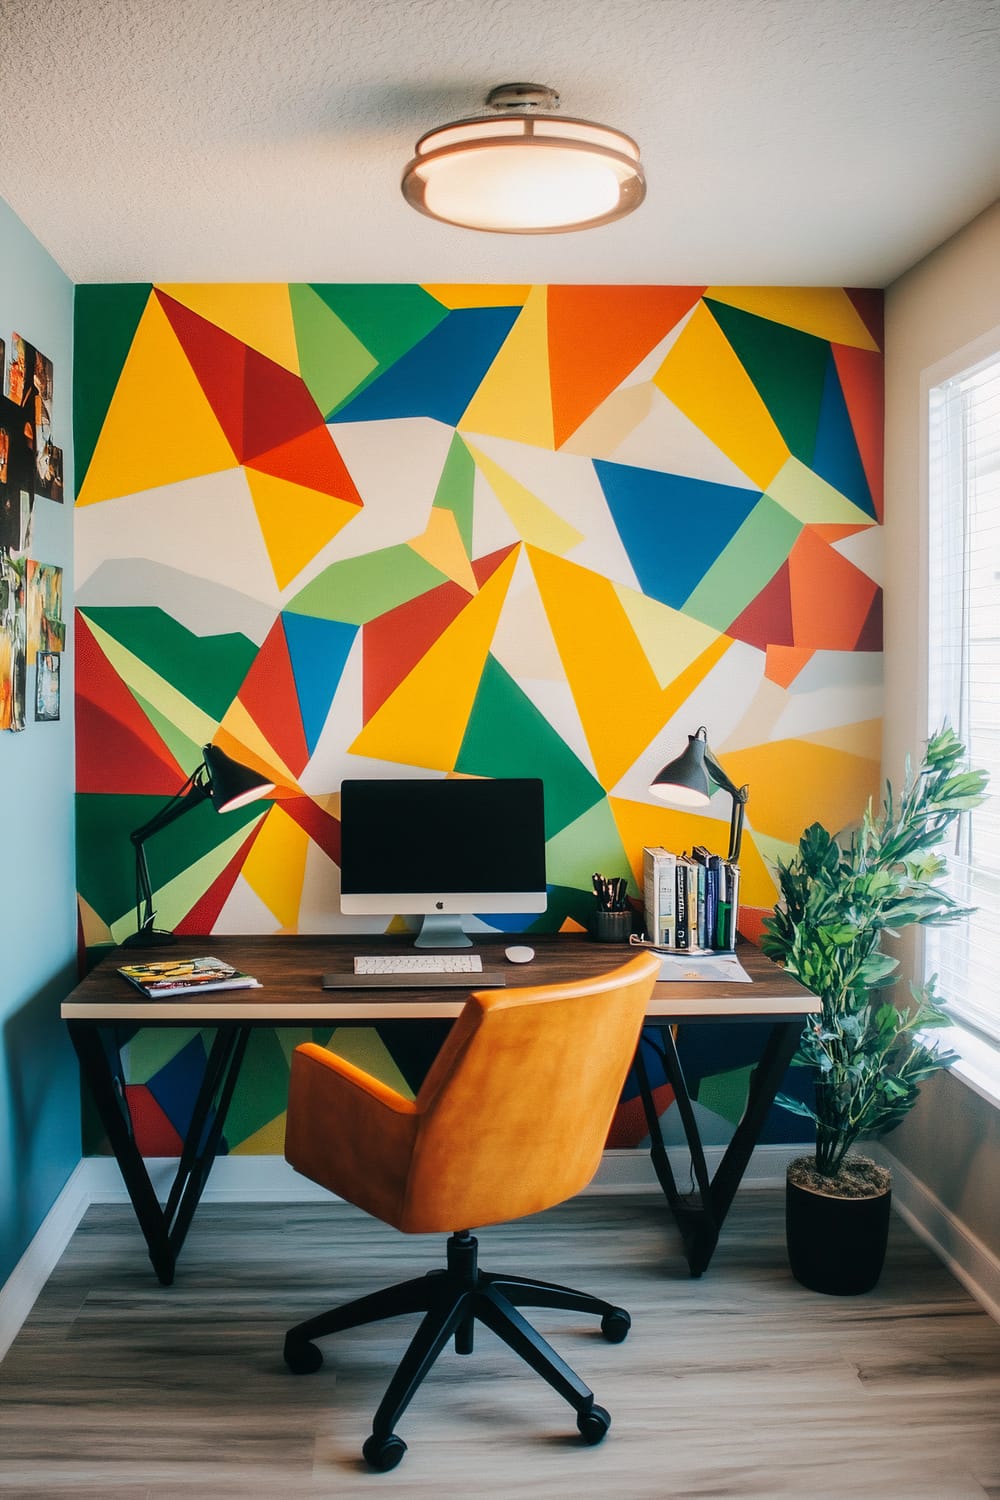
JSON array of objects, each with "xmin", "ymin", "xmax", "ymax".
[{"xmin": 117, "ymin": 956, "xmax": 261, "ymax": 998}]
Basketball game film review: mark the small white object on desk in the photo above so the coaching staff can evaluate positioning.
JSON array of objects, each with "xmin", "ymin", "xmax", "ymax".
[{"xmin": 504, "ymin": 945, "xmax": 535, "ymax": 964}]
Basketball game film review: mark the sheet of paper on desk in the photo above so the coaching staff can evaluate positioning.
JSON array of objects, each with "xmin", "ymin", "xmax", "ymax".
[{"xmin": 657, "ymin": 952, "xmax": 752, "ymax": 983}]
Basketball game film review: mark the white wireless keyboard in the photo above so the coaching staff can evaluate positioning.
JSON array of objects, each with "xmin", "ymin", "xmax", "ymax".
[
  {"xmin": 322, "ymin": 953, "xmax": 507, "ymax": 989},
  {"xmin": 354, "ymin": 954, "xmax": 484, "ymax": 974}
]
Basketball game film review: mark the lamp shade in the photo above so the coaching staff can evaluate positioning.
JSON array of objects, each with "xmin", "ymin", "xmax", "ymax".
[
  {"xmin": 202, "ymin": 743, "xmax": 275, "ymax": 812},
  {"xmin": 649, "ymin": 733, "xmax": 713, "ymax": 806},
  {"xmin": 401, "ymin": 84, "xmax": 645, "ymax": 234}
]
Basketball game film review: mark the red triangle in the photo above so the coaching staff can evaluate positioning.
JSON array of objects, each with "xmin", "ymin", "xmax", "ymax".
[
  {"xmin": 788, "ymin": 528, "xmax": 878, "ymax": 650},
  {"xmin": 832, "ymin": 343, "xmax": 884, "ymax": 522},
  {"xmin": 155, "ymin": 290, "xmax": 247, "ymax": 456},
  {"xmin": 123, "ymin": 1085, "xmax": 185, "ymax": 1156},
  {"xmin": 281, "ymin": 794, "xmax": 342, "ymax": 865},
  {"xmin": 548, "ymin": 285, "xmax": 706, "ymax": 448},
  {"xmin": 855, "ymin": 588, "xmax": 883, "ymax": 651},
  {"xmin": 76, "ymin": 615, "xmax": 185, "ymax": 793},
  {"xmin": 844, "ymin": 288, "xmax": 884, "ymax": 351},
  {"xmin": 246, "ymin": 424, "xmax": 363, "ymax": 504},
  {"xmin": 235, "ymin": 618, "xmax": 310, "ymax": 777},
  {"xmin": 242, "ymin": 346, "xmax": 327, "ymax": 463},
  {"xmin": 471, "ymin": 542, "xmax": 518, "ymax": 588},
  {"xmin": 362, "ymin": 578, "xmax": 473, "ymax": 721},
  {"xmin": 607, "ymin": 1082, "xmax": 674, "ymax": 1149},
  {"xmin": 174, "ymin": 832, "xmax": 260, "ymax": 934},
  {"xmin": 727, "ymin": 561, "xmax": 795, "ymax": 648}
]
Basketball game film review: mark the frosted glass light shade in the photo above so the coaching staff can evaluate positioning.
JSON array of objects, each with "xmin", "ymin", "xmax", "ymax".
[{"xmin": 402, "ymin": 109, "xmax": 645, "ymax": 233}]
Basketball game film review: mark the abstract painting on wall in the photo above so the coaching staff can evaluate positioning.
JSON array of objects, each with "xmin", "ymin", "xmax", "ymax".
[{"xmin": 73, "ymin": 281, "xmax": 884, "ymax": 1153}]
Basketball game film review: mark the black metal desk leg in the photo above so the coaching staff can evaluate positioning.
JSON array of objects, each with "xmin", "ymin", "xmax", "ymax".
[
  {"xmin": 635, "ymin": 1019, "xmax": 802, "ymax": 1277},
  {"xmin": 68, "ymin": 1020, "xmax": 250, "ymax": 1285}
]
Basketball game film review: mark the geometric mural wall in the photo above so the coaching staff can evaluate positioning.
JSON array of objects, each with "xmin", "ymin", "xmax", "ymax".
[{"xmin": 74, "ymin": 282, "xmax": 884, "ymax": 1154}]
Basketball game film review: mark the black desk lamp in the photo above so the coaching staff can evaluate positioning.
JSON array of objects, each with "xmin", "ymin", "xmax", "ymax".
[
  {"xmin": 649, "ymin": 725, "xmax": 749, "ymax": 862},
  {"xmin": 123, "ymin": 743, "xmax": 275, "ymax": 948}
]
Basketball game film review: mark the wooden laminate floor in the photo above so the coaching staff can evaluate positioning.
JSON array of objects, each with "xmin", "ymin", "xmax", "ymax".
[{"xmin": 1, "ymin": 1191, "xmax": 998, "ymax": 1499}]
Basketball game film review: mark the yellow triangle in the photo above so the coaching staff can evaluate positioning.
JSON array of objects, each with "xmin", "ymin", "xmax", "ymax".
[
  {"xmin": 77, "ymin": 893, "xmax": 113, "ymax": 949},
  {"xmin": 705, "ymin": 287, "xmax": 880, "ymax": 351},
  {"xmin": 81, "ymin": 614, "xmax": 219, "ymax": 746},
  {"xmin": 231, "ymin": 1113, "xmax": 288, "ymax": 1155},
  {"xmin": 459, "ymin": 285, "xmax": 554, "ymax": 448},
  {"xmin": 653, "ymin": 302, "xmax": 790, "ymax": 491},
  {"xmin": 767, "ymin": 455, "xmax": 876, "ymax": 526},
  {"xmin": 422, "ymin": 284, "xmax": 530, "ymax": 309},
  {"xmin": 156, "ymin": 283, "xmax": 301, "ymax": 372},
  {"xmin": 240, "ymin": 803, "xmax": 309, "ymax": 930},
  {"xmin": 723, "ymin": 738, "xmax": 880, "ymax": 849},
  {"xmin": 244, "ymin": 468, "xmax": 359, "ymax": 589},
  {"xmin": 76, "ymin": 295, "xmax": 239, "ymax": 507},
  {"xmin": 528, "ymin": 546, "xmax": 732, "ymax": 788},
  {"xmin": 350, "ymin": 548, "xmax": 519, "ymax": 771},
  {"xmin": 409, "ymin": 506, "xmax": 479, "ymax": 593},
  {"xmin": 560, "ymin": 383, "xmax": 654, "ymax": 457},
  {"xmin": 613, "ymin": 583, "xmax": 724, "ymax": 690},
  {"xmin": 324, "ymin": 1027, "xmax": 413, "ymax": 1097},
  {"xmin": 796, "ymin": 718, "xmax": 882, "ymax": 761},
  {"xmin": 465, "ymin": 443, "xmax": 583, "ymax": 554}
]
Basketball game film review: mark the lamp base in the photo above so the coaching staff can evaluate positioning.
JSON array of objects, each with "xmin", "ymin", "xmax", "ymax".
[{"xmin": 120, "ymin": 927, "xmax": 179, "ymax": 949}]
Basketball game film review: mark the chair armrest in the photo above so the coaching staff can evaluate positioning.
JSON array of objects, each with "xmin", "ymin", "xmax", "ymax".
[{"xmin": 284, "ymin": 1043, "xmax": 419, "ymax": 1226}]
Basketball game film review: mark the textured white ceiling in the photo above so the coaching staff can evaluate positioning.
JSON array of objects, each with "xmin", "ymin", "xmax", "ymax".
[{"xmin": 1, "ymin": 0, "xmax": 999, "ymax": 286}]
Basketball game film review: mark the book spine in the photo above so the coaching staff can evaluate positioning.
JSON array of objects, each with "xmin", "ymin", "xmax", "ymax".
[
  {"xmin": 674, "ymin": 859, "xmax": 689, "ymax": 948},
  {"xmin": 643, "ymin": 846, "xmax": 676, "ymax": 946},
  {"xmin": 706, "ymin": 854, "xmax": 721, "ymax": 948}
]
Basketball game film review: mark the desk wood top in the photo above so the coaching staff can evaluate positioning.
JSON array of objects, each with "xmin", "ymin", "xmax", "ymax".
[{"xmin": 61, "ymin": 933, "xmax": 819, "ymax": 1025}]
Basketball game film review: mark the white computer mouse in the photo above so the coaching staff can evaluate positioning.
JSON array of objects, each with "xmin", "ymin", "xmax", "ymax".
[{"xmin": 504, "ymin": 945, "xmax": 535, "ymax": 964}]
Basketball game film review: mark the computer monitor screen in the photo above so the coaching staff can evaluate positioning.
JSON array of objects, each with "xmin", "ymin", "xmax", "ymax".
[{"xmin": 339, "ymin": 776, "xmax": 547, "ymax": 947}]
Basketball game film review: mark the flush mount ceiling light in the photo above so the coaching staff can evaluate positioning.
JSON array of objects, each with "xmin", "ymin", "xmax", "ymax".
[{"xmin": 401, "ymin": 83, "xmax": 646, "ymax": 234}]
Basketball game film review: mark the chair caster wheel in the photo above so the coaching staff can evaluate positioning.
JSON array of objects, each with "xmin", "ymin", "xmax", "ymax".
[
  {"xmin": 283, "ymin": 1336, "xmax": 323, "ymax": 1374},
  {"xmin": 601, "ymin": 1307, "xmax": 631, "ymax": 1343},
  {"xmin": 362, "ymin": 1432, "xmax": 407, "ymax": 1471},
  {"xmin": 577, "ymin": 1403, "xmax": 611, "ymax": 1445}
]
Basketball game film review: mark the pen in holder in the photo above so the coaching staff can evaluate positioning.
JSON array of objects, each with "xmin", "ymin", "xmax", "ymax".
[{"xmin": 590, "ymin": 872, "xmax": 633, "ymax": 943}]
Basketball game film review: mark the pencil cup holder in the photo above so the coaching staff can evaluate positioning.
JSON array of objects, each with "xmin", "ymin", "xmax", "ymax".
[{"xmin": 591, "ymin": 909, "xmax": 632, "ymax": 943}]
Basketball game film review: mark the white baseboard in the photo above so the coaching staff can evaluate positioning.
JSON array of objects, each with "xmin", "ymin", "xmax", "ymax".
[
  {"xmin": 0, "ymin": 1163, "xmax": 92, "ymax": 1363},
  {"xmin": 871, "ymin": 1143, "xmax": 1000, "ymax": 1324}
]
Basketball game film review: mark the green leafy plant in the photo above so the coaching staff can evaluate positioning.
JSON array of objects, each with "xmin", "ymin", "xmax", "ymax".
[{"xmin": 761, "ymin": 727, "xmax": 988, "ymax": 1180}]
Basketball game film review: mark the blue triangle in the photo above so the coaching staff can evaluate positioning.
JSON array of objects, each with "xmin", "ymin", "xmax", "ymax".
[
  {"xmin": 812, "ymin": 353, "xmax": 876, "ymax": 519},
  {"xmin": 282, "ymin": 611, "xmax": 358, "ymax": 754},
  {"xmin": 593, "ymin": 461, "xmax": 759, "ymax": 607},
  {"xmin": 329, "ymin": 306, "xmax": 520, "ymax": 427}
]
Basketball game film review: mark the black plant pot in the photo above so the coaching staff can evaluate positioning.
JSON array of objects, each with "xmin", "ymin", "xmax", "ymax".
[{"xmin": 786, "ymin": 1173, "xmax": 891, "ymax": 1296}]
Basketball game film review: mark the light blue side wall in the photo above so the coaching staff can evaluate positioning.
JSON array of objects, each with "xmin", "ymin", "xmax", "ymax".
[{"xmin": 0, "ymin": 197, "xmax": 78, "ymax": 1282}]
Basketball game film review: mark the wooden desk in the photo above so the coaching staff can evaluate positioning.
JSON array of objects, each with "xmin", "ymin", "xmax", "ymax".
[{"xmin": 62, "ymin": 933, "xmax": 818, "ymax": 1285}]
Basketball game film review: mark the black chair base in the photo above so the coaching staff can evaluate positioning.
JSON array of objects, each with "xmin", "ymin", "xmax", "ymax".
[{"xmin": 283, "ymin": 1229, "xmax": 630, "ymax": 1470}]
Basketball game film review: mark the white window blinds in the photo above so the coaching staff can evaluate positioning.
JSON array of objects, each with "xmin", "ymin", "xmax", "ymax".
[{"xmin": 926, "ymin": 351, "xmax": 1000, "ymax": 1042}]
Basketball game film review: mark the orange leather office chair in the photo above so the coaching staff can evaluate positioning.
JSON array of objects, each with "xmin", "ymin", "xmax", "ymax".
[{"xmin": 283, "ymin": 950, "xmax": 660, "ymax": 1470}]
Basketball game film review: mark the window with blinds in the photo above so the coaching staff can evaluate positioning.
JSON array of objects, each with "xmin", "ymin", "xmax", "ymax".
[{"xmin": 926, "ymin": 350, "xmax": 1000, "ymax": 1044}]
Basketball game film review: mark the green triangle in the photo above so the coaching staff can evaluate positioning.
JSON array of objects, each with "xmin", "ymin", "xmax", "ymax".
[
  {"xmin": 289, "ymin": 283, "xmax": 378, "ymax": 416},
  {"xmin": 309, "ymin": 284, "xmax": 448, "ymax": 416},
  {"xmin": 79, "ymin": 607, "xmax": 257, "ymax": 722},
  {"xmin": 541, "ymin": 883, "xmax": 597, "ymax": 933},
  {"xmin": 546, "ymin": 798, "xmax": 636, "ymax": 900},
  {"xmin": 683, "ymin": 495, "xmax": 802, "ymax": 630},
  {"xmin": 288, "ymin": 545, "xmax": 447, "ymax": 624},
  {"xmin": 455, "ymin": 656, "xmax": 605, "ymax": 839},
  {"xmin": 433, "ymin": 433, "xmax": 475, "ymax": 553},
  {"xmin": 225, "ymin": 1027, "xmax": 299, "ymax": 1145},
  {"xmin": 131, "ymin": 692, "xmax": 204, "ymax": 778},
  {"xmin": 73, "ymin": 284, "xmax": 153, "ymax": 495},
  {"xmin": 704, "ymin": 299, "xmax": 831, "ymax": 465}
]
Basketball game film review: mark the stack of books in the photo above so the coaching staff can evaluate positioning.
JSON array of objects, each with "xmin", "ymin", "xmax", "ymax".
[
  {"xmin": 642, "ymin": 845, "xmax": 740, "ymax": 952},
  {"xmin": 117, "ymin": 956, "xmax": 261, "ymax": 997}
]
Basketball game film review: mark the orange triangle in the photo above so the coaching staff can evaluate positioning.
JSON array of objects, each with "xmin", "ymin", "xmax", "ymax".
[
  {"xmin": 788, "ymin": 528, "xmax": 878, "ymax": 650},
  {"xmin": 247, "ymin": 424, "xmax": 363, "ymax": 504},
  {"xmin": 548, "ymin": 286, "xmax": 705, "ymax": 448},
  {"xmin": 765, "ymin": 644, "xmax": 816, "ymax": 688}
]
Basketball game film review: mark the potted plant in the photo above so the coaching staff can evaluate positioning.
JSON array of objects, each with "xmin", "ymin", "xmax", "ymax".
[{"xmin": 760, "ymin": 727, "xmax": 988, "ymax": 1295}]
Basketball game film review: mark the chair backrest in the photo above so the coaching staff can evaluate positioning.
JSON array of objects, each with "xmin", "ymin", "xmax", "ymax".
[{"xmin": 397, "ymin": 951, "xmax": 660, "ymax": 1233}]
